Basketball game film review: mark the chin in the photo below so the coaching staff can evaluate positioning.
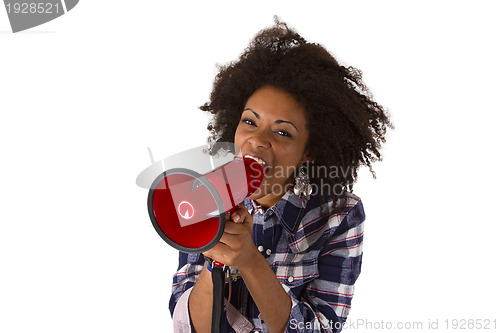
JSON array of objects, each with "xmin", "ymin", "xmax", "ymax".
[
  {"xmin": 248, "ymin": 186, "xmax": 285, "ymax": 201},
  {"xmin": 248, "ymin": 189, "xmax": 265, "ymax": 201}
]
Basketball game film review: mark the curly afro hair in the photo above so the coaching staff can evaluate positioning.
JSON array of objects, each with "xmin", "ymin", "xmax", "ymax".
[{"xmin": 201, "ymin": 18, "xmax": 392, "ymax": 207}]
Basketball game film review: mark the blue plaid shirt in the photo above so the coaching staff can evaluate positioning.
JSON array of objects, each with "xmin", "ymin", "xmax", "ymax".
[{"xmin": 169, "ymin": 189, "xmax": 365, "ymax": 332}]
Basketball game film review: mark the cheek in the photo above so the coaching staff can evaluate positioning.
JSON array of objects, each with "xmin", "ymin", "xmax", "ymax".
[
  {"xmin": 271, "ymin": 148, "xmax": 299, "ymax": 178},
  {"xmin": 282, "ymin": 145, "xmax": 305, "ymax": 168}
]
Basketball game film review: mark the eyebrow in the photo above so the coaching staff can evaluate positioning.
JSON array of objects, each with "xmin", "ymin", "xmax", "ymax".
[{"xmin": 243, "ymin": 108, "xmax": 299, "ymax": 132}]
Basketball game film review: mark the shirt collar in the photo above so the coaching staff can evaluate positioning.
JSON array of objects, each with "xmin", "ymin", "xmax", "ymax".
[{"xmin": 243, "ymin": 189, "xmax": 322, "ymax": 235}]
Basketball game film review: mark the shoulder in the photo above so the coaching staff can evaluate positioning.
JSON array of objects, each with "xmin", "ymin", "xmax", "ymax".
[
  {"xmin": 286, "ymin": 192, "xmax": 365, "ymax": 253},
  {"xmin": 328, "ymin": 193, "xmax": 365, "ymax": 232},
  {"xmin": 305, "ymin": 192, "xmax": 364, "ymax": 233}
]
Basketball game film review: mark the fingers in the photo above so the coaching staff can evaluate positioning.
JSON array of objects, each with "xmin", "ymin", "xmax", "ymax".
[
  {"xmin": 222, "ymin": 221, "xmax": 244, "ymax": 235},
  {"xmin": 203, "ymin": 242, "xmax": 230, "ymax": 262},
  {"xmin": 218, "ymin": 231, "xmax": 241, "ymax": 246},
  {"xmin": 204, "ymin": 204, "xmax": 253, "ymax": 266},
  {"xmin": 229, "ymin": 203, "xmax": 251, "ymax": 225}
]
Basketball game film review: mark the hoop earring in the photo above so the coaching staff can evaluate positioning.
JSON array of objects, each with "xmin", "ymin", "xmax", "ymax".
[{"xmin": 294, "ymin": 164, "xmax": 312, "ymax": 206}]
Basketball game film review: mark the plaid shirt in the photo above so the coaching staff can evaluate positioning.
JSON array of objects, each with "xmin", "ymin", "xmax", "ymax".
[{"xmin": 169, "ymin": 189, "xmax": 365, "ymax": 332}]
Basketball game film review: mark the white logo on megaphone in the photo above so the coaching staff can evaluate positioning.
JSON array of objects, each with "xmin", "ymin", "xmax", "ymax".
[{"xmin": 177, "ymin": 201, "xmax": 195, "ymax": 220}]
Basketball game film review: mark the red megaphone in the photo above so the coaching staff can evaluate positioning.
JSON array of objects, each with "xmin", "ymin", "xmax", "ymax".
[{"xmin": 147, "ymin": 155, "xmax": 265, "ymax": 253}]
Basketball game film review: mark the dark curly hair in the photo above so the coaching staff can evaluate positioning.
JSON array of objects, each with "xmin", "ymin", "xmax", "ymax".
[{"xmin": 201, "ymin": 18, "xmax": 392, "ymax": 208}]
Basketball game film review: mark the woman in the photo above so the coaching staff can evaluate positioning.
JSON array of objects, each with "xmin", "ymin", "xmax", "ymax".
[{"xmin": 169, "ymin": 19, "xmax": 391, "ymax": 332}]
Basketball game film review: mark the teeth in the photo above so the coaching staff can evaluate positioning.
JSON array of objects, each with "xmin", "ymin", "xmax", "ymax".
[{"xmin": 244, "ymin": 155, "xmax": 266, "ymax": 166}]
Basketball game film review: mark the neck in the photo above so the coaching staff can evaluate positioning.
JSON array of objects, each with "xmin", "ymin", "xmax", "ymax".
[
  {"xmin": 254, "ymin": 196, "xmax": 279, "ymax": 211},
  {"xmin": 253, "ymin": 185, "xmax": 292, "ymax": 211}
]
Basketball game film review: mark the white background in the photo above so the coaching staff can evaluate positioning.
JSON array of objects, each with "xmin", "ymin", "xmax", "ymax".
[{"xmin": 1, "ymin": 1, "xmax": 499, "ymax": 332}]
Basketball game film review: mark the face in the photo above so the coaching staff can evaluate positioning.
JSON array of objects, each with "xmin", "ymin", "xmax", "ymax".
[{"xmin": 234, "ymin": 85, "xmax": 310, "ymax": 208}]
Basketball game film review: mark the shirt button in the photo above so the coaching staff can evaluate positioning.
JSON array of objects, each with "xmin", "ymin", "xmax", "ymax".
[
  {"xmin": 257, "ymin": 245, "xmax": 264, "ymax": 252},
  {"xmin": 288, "ymin": 276, "xmax": 294, "ymax": 283},
  {"xmin": 266, "ymin": 249, "xmax": 272, "ymax": 256}
]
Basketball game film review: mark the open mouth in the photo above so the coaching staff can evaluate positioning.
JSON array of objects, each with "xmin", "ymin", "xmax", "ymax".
[{"xmin": 243, "ymin": 154, "xmax": 267, "ymax": 168}]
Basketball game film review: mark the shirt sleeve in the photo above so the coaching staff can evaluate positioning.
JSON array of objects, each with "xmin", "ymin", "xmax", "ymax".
[
  {"xmin": 172, "ymin": 286, "xmax": 194, "ymax": 332},
  {"xmin": 169, "ymin": 252, "xmax": 255, "ymax": 333},
  {"xmin": 285, "ymin": 200, "xmax": 365, "ymax": 333},
  {"xmin": 169, "ymin": 252, "xmax": 205, "ymax": 332}
]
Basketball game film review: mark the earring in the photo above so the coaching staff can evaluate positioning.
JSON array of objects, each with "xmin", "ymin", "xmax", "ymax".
[{"xmin": 294, "ymin": 165, "xmax": 312, "ymax": 206}]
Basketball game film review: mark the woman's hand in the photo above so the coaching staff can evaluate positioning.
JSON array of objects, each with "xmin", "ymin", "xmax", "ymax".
[
  {"xmin": 202, "ymin": 203, "xmax": 259, "ymax": 273},
  {"xmin": 198, "ymin": 203, "xmax": 292, "ymax": 333}
]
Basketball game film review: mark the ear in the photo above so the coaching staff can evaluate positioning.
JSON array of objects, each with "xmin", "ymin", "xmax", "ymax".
[{"xmin": 301, "ymin": 150, "xmax": 315, "ymax": 164}]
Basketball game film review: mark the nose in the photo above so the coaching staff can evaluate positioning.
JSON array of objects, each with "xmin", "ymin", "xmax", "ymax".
[{"xmin": 248, "ymin": 133, "xmax": 271, "ymax": 149}]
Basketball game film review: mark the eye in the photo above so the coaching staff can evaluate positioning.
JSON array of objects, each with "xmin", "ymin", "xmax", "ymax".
[
  {"xmin": 241, "ymin": 118, "xmax": 256, "ymax": 126},
  {"xmin": 275, "ymin": 130, "xmax": 292, "ymax": 138}
]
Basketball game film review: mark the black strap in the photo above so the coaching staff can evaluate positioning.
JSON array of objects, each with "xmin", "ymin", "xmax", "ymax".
[{"xmin": 211, "ymin": 266, "xmax": 225, "ymax": 333}]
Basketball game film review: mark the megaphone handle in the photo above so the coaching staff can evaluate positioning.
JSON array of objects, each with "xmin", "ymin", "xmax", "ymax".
[
  {"xmin": 210, "ymin": 204, "xmax": 240, "ymax": 331},
  {"xmin": 212, "ymin": 202, "xmax": 244, "ymax": 267},
  {"xmin": 210, "ymin": 202, "xmax": 243, "ymax": 268}
]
